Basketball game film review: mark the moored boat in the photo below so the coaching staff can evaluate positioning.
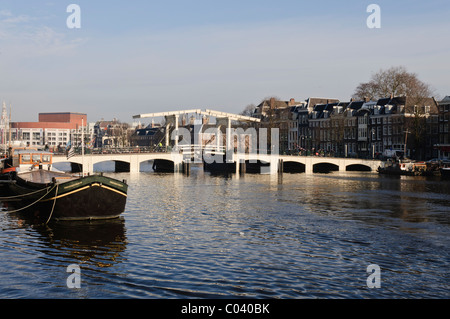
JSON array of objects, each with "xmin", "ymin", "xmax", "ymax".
[
  {"xmin": 1, "ymin": 148, "xmax": 128, "ymax": 223},
  {"xmin": 378, "ymin": 159, "xmax": 428, "ymax": 176},
  {"xmin": 378, "ymin": 156, "xmax": 450, "ymax": 177},
  {"xmin": 378, "ymin": 159, "xmax": 413, "ymax": 175}
]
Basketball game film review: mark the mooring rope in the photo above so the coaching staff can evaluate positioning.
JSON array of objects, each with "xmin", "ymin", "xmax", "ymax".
[
  {"xmin": 1, "ymin": 184, "xmax": 58, "ymax": 214},
  {"xmin": 44, "ymin": 184, "xmax": 59, "ymax": 225},
  {"xmin": 0, "ymin": 184, "xmax": 53, "ymax": 200}
]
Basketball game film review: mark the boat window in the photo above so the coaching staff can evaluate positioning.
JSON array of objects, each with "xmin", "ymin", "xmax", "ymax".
[
  {"xmin": 42, "ymin": 155, "xmax": 51, "ymax": 163},
  {"xmin": 21, "ymin": 154, "xmax": 31, "ymax": 163},
  {"xmin": 32, "ymin": 154, "xmax": 41, "ymax": 162}
]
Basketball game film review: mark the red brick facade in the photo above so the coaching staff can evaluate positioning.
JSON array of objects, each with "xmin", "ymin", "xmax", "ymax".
[{"xmin": 12, "ymin": 112, "xmax": 87, "ymax": 130}]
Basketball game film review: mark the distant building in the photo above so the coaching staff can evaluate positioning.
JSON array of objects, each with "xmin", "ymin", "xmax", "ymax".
[
  {"xmin": 94, "ymin": 118, "xmax": 138, "ymax": 148},
  {"xmin": 356, "ymin": 100, "xmax": 377, "ymax": 157},
  {"xmin": 436, "ymin": 96, "xmax": 450, "ymax": 159},
  {"xmin": 249, "ymin": 94, "xmax": 439, "ymax": 160},
  {"xmin": 130, "ymin": 126, "xmax": 163, "ymax": 147},
  {"xmin": 298, "ymin": 98, "xmax": 340, "ymax": 152},
  {"xmin": 10, "ymin": 112, "xmax": 92, "ymax": 150},
  {"xmin": 253, "ymin": 97, "xmax": 304, "ymax": 153},
  {"xmin": 94, "ymin": 120, "xmax": 116, "ymax": 148}
]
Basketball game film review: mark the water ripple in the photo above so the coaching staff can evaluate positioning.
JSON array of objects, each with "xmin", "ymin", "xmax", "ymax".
[{"xmin": 1, "ymin": 170, "xmax": 449, "ymax": 298}]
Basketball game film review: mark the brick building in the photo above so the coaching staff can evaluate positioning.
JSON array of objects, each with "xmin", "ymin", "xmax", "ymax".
[{"xmin": 11, "ymin": 112, "xmax": 91, "ymax": 150}]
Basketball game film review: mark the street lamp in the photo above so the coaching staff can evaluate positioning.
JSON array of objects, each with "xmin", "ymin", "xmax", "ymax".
[{"xmin": 371, "ymin": 128, "xmax": 376, "ymax": 159}]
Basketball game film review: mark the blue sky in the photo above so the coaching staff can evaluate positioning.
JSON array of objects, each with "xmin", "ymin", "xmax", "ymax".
[{"xmin": 1, "ymin": 0, "xmax": 449, "ymax": 123}]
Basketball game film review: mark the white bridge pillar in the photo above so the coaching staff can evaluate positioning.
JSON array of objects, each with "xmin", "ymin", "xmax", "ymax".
[
  {"xmin": 339, "ymin": 160, "xmax": 346, "ymax": 172},
  {"xmin": 130, "ymin": 156, "xmax": 140, "ymax": 173},
  {"xmin": 80, "ymin": 157, "xmax": 94, "ymax": 175},
  {"xmin": 304, "ymin": 157, "xmax": 313, "ymax": 174}
]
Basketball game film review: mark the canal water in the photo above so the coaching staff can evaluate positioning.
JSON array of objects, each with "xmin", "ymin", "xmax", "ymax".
[{"xmin": 0, "ymin": 163, "xmax": 449, "ymax": 299}]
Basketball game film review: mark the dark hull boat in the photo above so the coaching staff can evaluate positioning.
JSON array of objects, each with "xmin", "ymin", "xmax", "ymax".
[
  {"xmin": 377, "ymin": 160, "xmax": 428, "ymax": 176},
  {"xmin": 6, "ymin": 170, "xmax": 128, "ymax": 223}
]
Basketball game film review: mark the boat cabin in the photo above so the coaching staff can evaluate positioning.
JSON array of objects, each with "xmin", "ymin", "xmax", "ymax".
[{"xmin": 11, "ymin": 148, "xmax": 53, "ymax": 172}]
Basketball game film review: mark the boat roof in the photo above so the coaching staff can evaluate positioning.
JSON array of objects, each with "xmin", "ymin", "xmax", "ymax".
[
  {"xmin": 18, "ymin": 170, "xmax": 77, "ymax": 184},
  {"xmin": 14, "ymin": 149, "xmax": 53, "ymax": 155}
]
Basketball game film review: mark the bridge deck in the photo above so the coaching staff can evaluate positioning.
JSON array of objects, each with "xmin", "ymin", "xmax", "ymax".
[{"xmin": 52, "ymin": 152, "xmax": 381, "ymax": 174}]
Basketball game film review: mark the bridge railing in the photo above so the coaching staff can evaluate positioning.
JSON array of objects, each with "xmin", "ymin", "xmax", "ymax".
[{"xmin": 53, "ymin": 146, "xmax": 171, "ymax": 156}]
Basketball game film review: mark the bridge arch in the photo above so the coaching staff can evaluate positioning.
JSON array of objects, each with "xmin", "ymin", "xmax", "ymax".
[
  {"xmin": 150, "ymin": 158, "xmax": 175, "ymax": 172},
  {"xmin": 345, "ymin": 164, "xmax": 372, "ymax": 172},
  {"xmin": 245, "ymin": 160, "xmax": 270, "ymax": 174},
  {"xmin": 282, "ymin": 161, "xmax": 306, "ymax": 173},
  {"xmin": 53, "ymin": 159, "xmax": 132, "ymax": 173},
  {"xmin": 102, "ymin": 160, "xmax": 130, "ymax": 172},
  {"xmin": 52, "ymin": 153, "xmax": 183, "ymax": 173},
  {"xmin": 52, "ymin": 161, "xmax": 82, "ymax": 173},
  {"xmin": 313, "ymin": 162, "xmax": 340, "ymax": 173},
  {"xmin": 51, "ymin": 153, "xmax": 381, "ymax": 175},
  {"xmin": 137, "ymin": 157, "xmax": 178, "ymax": 172}
]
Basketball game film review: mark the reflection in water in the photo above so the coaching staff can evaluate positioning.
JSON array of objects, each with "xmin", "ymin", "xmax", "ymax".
[
  {"xmin": 36, "ymin": 219, "xmax": 127, "ymax": 268},
  {"xmin": 299, "ymin": 173, "xmax": 450, "ymax": 226},
  {"xmin": 1, "ymin": 168, "xmax": 449, "ymax": 298}
]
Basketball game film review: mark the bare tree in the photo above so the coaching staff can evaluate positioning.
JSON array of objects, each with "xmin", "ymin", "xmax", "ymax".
[
  {"xmin": 240, "ymin": 104, "xmax": 256, "ymax": 117},
  {"xmin": 353, "ymin": 66, "xmax": 433, "ymax": 103},
  {"xmin": 354, "ymin": 67, "xmax": 437, "ymax": 160}
]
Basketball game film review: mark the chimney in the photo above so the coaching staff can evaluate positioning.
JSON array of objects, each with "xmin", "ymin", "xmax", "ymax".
[
  {"xmin": 289, "ymin": 98, "xmax": 295, "ymax": 106},
  {"xmin": 270, "ymin": 97, "xmax": 276, "ymax": 109}
]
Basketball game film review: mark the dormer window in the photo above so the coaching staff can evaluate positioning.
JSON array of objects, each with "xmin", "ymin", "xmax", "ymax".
[{"xmin": 385, "ymin": 105, "xmax": 392, "ymax": 114}]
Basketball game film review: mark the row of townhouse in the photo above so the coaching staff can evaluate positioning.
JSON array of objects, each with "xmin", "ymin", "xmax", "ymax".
[
  {"xmin": 437, "ymin": 96, "xmax": 450, "ymax": 159},
  {"xmin": 253, "ymin": 95, "xmax": 449, "ymax": 160}
]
